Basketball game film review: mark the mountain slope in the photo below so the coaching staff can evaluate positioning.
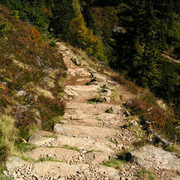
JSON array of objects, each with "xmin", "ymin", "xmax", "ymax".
[
  {"xmin": 0, "ymin": 4, "xmax": 66, "ymax": 168},
  {"xmin": 3, "ymin": 41, "xmax": 180, "ymax": 180}
]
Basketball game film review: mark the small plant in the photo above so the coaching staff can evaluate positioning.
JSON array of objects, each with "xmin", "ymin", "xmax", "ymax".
[
  {"xmin": 108, "ymin": 139, "xmax": 118, "ymax": 145},
  {"xmin": 87, "ymin": 97, "xmax": 105, "ymax": 104},
  {"xmin": 16, "ymin": 142, "xmax": 37, "ymax": 152},
  {"xmin": 36, "ymin": 157, "xmax": 60, "ymax": 162},
  {"xmin": 11, "ymin": 10, "xmax": 19, "ymax": 19},
  {"xmin": 62, "ymin": 145, "xmax": 80, "ymax": 153},
  {"xmin": 49, "ymin": 41, "xmax": 57, "ymax": 48},
  {"xmin": 103, "ymin": 158, "xmax": 126, "ymax": 169},
  {"xmin": 105, "ymin": 107, "xmax": 113, "ymax": 114},
  {"xmin": 86, "ymin": 150, "xmax": 103, "ymax": 154},
  {"xmin": 0, "ymin": 175, "xmax": 13, "ymax": 180},
  {"xmin": 137, "ymin": 169, "xmax": 156, "ymax": 180},
  {"xmin": 165, "ymin": 145, "xmax": 180, "ymax": 158},
  {"xmin": 0, "ymin": 116, "xmax": 18, "ymax": 155},
  {"xmin": 0, "ymin": 22, "xmax": 11, "ymax": 35}
]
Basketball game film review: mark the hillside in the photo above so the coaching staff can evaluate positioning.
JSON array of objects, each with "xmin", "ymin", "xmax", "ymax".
[
  {"xmin": 0, "ymin": 3, "xmax": 66, "ymax": 170},
  {"xmin": 2, "ymin": 34, "xmax": 180, "ymax": 180},
  {"xmin": 0, "ymin": 2, "xmax": 180, "ymax": 180}
]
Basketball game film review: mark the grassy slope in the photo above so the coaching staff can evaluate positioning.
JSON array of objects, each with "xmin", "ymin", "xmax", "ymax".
[{"xmin": 0, "ymin": 4, "xmax": 66, "ymax": 169}]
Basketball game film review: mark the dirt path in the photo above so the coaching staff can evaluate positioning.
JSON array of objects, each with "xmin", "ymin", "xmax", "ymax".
[{"xmin": 5, "ymin": 42, "xmax": 180, "ymax": 180}]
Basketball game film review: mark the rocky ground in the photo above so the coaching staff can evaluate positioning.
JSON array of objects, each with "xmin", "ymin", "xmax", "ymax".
[{"xmin": 4, "ymin": 42, "xmax": 180, "ymax": 180}]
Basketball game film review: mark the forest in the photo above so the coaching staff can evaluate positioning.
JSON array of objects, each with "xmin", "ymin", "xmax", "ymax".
[{"xmin": 0, "ymin": 0, "xmax": 179, "ymax": 117}]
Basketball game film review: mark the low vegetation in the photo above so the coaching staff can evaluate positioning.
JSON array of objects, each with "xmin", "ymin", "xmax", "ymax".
[
  {"xmin": 62, "ymin": 145, "xmax": 81, "ymax": 153},
  {"xmin": 137, "ymin": 169, "xmax": 156, "ymax": 180},
  {"xmin": 103, "ymin": 158, "xmax": 126, "ymax": 170},
  {"xmin": 0, "ymin": 4, "xmax": 66, "ymax": 169}
]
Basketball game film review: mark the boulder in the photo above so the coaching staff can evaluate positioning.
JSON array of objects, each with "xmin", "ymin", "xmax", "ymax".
[
  {"xmin": 6, "ymin": 157, "xmax": 29, "ymax": 171},
  {"xmin": 129, "ymin": 145, "xmax": 180, "ymax": 171},
  {"xmin": 28, "ymin": 134, "xmax": 54, "ymax": 146}
]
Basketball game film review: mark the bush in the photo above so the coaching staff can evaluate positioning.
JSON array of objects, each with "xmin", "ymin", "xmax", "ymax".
[
  {"xmin": 0, "ymin": 22, "xmax": 11, "ymax": 35},
  {"xmin": 0, "ymin": 116, "xmax": 18, "ymax": 163},
  {"xmin": 11, "ymin": 10, "xmax": 19, "ymax": 18}
]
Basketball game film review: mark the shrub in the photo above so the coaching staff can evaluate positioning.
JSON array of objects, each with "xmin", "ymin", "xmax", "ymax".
[
  {"xmin": 49, "ymin": 41, "xmax": 57, "ymax": 48},
  {"xmin": 11, "ymin": 10, "xmax": 19, "ymax": 18},
  {"xmin": 0, "ymin": 116, "xmax": 18, "ymax": 163},
  {"xmin": 36, "ymin": 95, "xmax": 65, "ymax": 130},
  {"xmin": 0, "ymin": 22, "xmax": 11, "ymax": 35},
  {"xmin": 127, "ymin": 98, "xmax": 179, "ymax": 142}
]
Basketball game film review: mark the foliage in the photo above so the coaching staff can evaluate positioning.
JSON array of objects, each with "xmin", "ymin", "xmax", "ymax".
[
  {"xmin": 0, "ymin": 3, "xmax": 66, "ymax": 165},
  {"xmin": 126, "ymin": 97, "xmax": 179, "ymax": 142},
  {"xmin": 0, "ymin": 22, "xmax": 11, "ymax": 35},
  {"xmin": 0, "ymin": 0, "xmax": 53, "ymax": 31},
  {"xmin": 70, "ymin": 15, "xmax": 107, "ymax": 63}
]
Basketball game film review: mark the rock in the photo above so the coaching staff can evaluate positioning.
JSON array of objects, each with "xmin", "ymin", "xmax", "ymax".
[
  {"xmin": 30, "ymin": 162, "xmax": 89, "ymax": 179},
  {"xmin": 28, "ymin": 134, "xmax": 54, "ymax": 146},
  {"xmin": 130, "ymin": 120, "xmax": 138, "ymax": 126},
  {"xmin": 93, "ymin": 74, "xmax": 107, "ymax": 82},
  {"xmin": 98, "ymin": 113, "xmax": 119, "ymax": 121},
  {"xmin": 55, "ymin": 135, "xmax": 114, "ymax": 153},
  {"xmin": 129, "ymin": 145, "xmax": 180, "ymax": 171},
  {"xmin": 123, "ymin": 111, "xmax": 131, "ymax": 117},
  {"xmin": 101, "ymin": 96, "xmax": 111, "ymax": 103},
  {"xmin": 26, "ymin": 147, "xmax": 79, "ymax": 161},
  {"xmin": 95, "ymin": 165, "xmax": 120, "ymax": 180},
  {"xmin": 17, "ymin": 90, "xmax": 26, "ymax": 96},
  {"xmin": 76, "ymin": 68, "xmax": 91, "ymax": 76},
  {"xmin": 71, "ymin": 56, "xmax": 81, "ymax": 66},
  {"xmin": 6, "ymin": 157, "xmax": 29, "ymax": 171},
  {"xmin": 125, "ymin": 99, "xmax": 133, "ymax": 108},
  {"xmin": 85, "ymin": 152, "xmax": 110, "ymax": 165},
  {"xmin": 67, "ymin": 68, "xmax": 76, "ymax": 76}
]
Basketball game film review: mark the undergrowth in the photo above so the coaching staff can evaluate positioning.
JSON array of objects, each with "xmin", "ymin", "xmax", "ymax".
[{"xmin": 0, "ymin": 4, "xmax": 66, "ymax": 169}]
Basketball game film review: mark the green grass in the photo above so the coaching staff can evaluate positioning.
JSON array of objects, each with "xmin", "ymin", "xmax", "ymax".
[
  {"xmin": 0, "ymin": 175, "xmax": 13, "ymax": 180},
  {"xmin": 87, "ymin": 99, "xmax": 99, "ymax": 104},
  {"xmin": 62, "ymin": 145, "xmax": 81, "ymax": 153},
  {"xmin": 36, "ymin": 157, "xmax": 60, "ymax": 163},
  {"xmin": 103, "ymin": 158, "xmax": 126, "ymax": 169},
  {"xmin": 86, "ymin": 150, "xmax": 103, "ymax": 154},
  {"xmin": 108, "ymin": 139, "xmax": 118, "ymax": 145},
  {"xmin": 137, "ymin": 169, "xmax": 156, "ymax": 180},
  {"xmin": 105, "ymin": 107, "xmax": 113, "ymax": 113},
  {"xmin": 43, "ymin": 134, "xmax": 58, "ymax": 139},
  {"xmin": 165, "ymin": 145, "xmax": 180, "ymax": 158},
  {"xmin": 16, "ymin": 142, "xmax": 37, "ymax": 152}
]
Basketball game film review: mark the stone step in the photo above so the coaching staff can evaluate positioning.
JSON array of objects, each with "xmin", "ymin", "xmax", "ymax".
[
  {"xmin": 54, "ymin": 124, "xmax": 121, "ymax": 140},
  {"xmin": 66, "ymin": 102, "xmax": 122, "ymax": 115},
  {"xmin": 67, "ymin": 68, "xmax": 91, "ymax": 77},
  {"xmin": 26, "ymin": 147, "xmax": 80, "ymax": 162},
  {"xmin": 30, "ymin": 162, "xmax": 120, "ymax": 180},
  {"xmin": 52, "ymin": 135, "xmax": 115, "ymax": 153},
  {"xmin": 7, "ymin": 159, "xmax": 120, "ymax": 180},
  {"xmin": 30, "ymin": 162, "xmax": 89, "ymax": 179},
  {"xmin": 64, "ymin": 85, "xmax": 101, "ymax": 102}
]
